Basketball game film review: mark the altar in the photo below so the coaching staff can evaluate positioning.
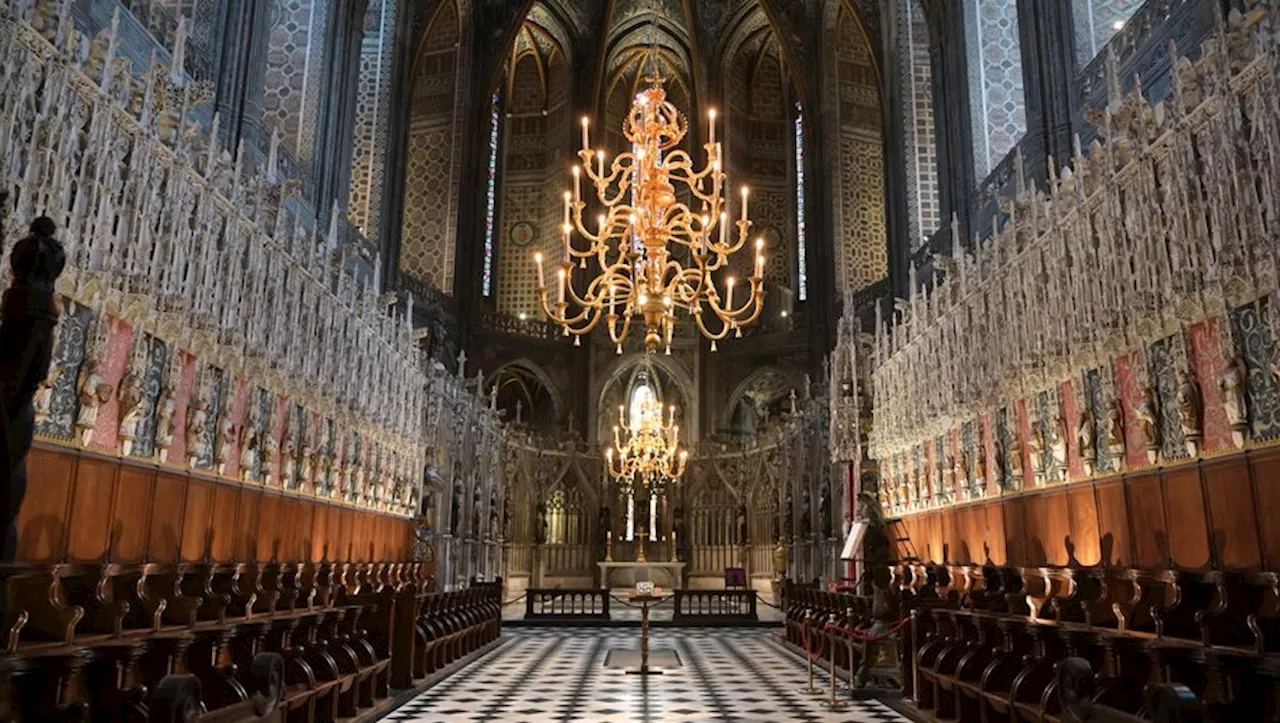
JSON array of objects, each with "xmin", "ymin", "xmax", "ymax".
[{"xmin": 597, "ymin": 561, "xmax": 686, "ymax": 589}]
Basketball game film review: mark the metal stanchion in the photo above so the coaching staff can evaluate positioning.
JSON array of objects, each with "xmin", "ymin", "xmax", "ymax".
[
  {"xmin": 846, "ymin": 606, "xmax": 859, "ymax": 701},
  {"xmin": 797, "ymin": 609, "xmax": 822, "ymax": 695},
  {"xmin": 825, "ymin": 623, "xmax": 849, "ymax": 708}
]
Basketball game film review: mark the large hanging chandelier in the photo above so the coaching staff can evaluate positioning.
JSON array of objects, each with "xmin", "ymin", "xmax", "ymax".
[
  {"xmin": 606, "ymin": 362, "xmax": 688, "ymax": 485},
  {"xmin": 533, "ymin": 4, "xmax": 765, "ymax": 354}
]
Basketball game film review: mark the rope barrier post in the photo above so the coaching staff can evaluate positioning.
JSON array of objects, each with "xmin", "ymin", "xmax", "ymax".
[
  {"xmin": 796, "ymin": 609, "xmax": 822, "ymax": 695},
  {"xmin": 845, "ymin": 606, "xmax": 858, "ymax": 701},
  {"xmin": 826, "ymin": 623, "xmax": 848, "ymax": 708}
]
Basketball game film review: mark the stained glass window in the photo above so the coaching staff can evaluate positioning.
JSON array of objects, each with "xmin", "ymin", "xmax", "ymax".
[
  {"xmin": 482, "ymin": 93, "xmax": 501, "ymax": 297},
  {"xmin": 794, "ymin": 103, "xmax": 808, "ymax": 302}
]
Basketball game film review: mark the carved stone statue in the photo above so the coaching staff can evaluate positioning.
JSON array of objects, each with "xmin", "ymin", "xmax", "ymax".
[
  {"xmin": 1103, "ymin": 400, "xmax": 1125, "ymax": 467},
  {"xmin": 33, "ymin": 362, "xmax": 62, "ymax": 427},
  {"xmin": 1, "ymin": 217, "xmax": 66, "ymax": 561},
  {"xmin": 76, "ymin": 358, "xmax": 112, "ymax": 447},
  {"xmin": 154, "ymin": 377, "xmax": 177, "ymax": 463},
  {"xmin": 117, "ymin": 368, "xmax": 145, "ymax": 457},
  {"xmin": 1220, "ymin": 357, "xmax": 1248, "ymax": 448},
  {"xmin": 1077, "ymin": 408, "xmax": 1097, "ymax": 475},
  {"xmin": 186, "ymin": 390, "xmax": 210, "ymax": 468},
  {"xmin": 534, "ymin": 497, "xmax": 547, "ymax": 544},
  {"xmin": 1050, "ymin": 415, "xmax": 1069, "ymax": 476},
  {"xmin": 1136, "ymin": 388, "xmax": 1160, "ymax": 462},
  {"xmin": 489, "ymin": 489, "xmax": 500, "ymax": 539},
  {"xmin": 972, "ymin": 442, "xmax": 986, "ymax": 495},
  {"xmin": 799, "ymin": 486, "xmax": 812, "ymax": 539},
  {"xmin": 216, "ymin": 404, "xmax": 236, "ymax": 476},
  {"xmin": 1028, "ymin": 422, "xmax": 1046, "ymax": 484},
  {"xmin": 1176, "ymin": 371, "xmax": 1203, "ymax": 457},
  {"xmin": 240, "ymin": 422, "xmax": 259, "ymax": 482},
  {"xmin": 818, "ymin": 484, "xmax": 832, "ymax": 539},
  {"xmin": 449, "ymin": 480, "xmax": 462, "ymax": 536},
  {"xmin": 772, "ymin": 540, "xmax": 788, "ymax": 578}
]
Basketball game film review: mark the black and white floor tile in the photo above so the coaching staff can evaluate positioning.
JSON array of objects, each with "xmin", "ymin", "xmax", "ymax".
[{"xmin": 385, "ymin": 628, "xmax": 910, "ymax": 722}]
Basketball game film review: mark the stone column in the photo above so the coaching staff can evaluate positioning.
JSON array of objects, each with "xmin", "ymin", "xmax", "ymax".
[
  {"xmin": 314, "ymin": 0, "xmax": 371, "ymax": 219},
  {"xmin": 214, "ymin": 0, "xmax": 272, "ymax": 154},
  {"xmin": 1015, "ymin": 0, "xmax": 1077, "ymax": 183},
  {"xmin": 925, "ymin": 0, "xmax": 975, "ymax": 252}
]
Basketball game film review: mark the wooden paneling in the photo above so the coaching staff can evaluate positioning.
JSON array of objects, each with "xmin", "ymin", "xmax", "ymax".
[
  {"xmin": 111, "ymin": 466, "xmax": 155, "ymax": 562},
  {"xmin": 66, "ymin": 456, "xmax": 116, "ymax": 562},
  {"xmin": 889, "ymin": 446, "xmax": 1280, "ymax": 573},
  {"xmin": 1203, "ymin": 456, "xmax": 1261, "ymax": 570},
  {"xmin": 148, "ymin": 473, "xmax": 187, "ymax": 562},
  {"xmin": 1066, "ymin": 484, "xmax": 1101, "ymax": 566},
  {"xmin": 1251, "ymin": 450, "xmax": 1280, "ymax": 569},
  {"xmin": 1126, "ymin": 472, "xmax": 1168, "ymax": 569},
  {"xmin": 17, "ymin": 447, "xmax": 76, "ymax": 563},
  {"xmin": 1093, "ymin": 478, "xmax": 1130, "ymax": 567},
  {"xmin": 15, "ymin": 443, "xmax": 414, "ymax": 564},
  {"xmin": 209, "ymin": 483, "xmax": 240, "ymax": 562},
  {"xmin": 1162, "ymin": 467, "xmax": 1210, "ymax": 570},
  {"xmin": 181, "ymin": 478, "xmax": 214, "ymax": 561}
]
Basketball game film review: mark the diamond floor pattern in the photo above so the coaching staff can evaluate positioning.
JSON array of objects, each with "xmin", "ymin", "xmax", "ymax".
[{"xmin": 384, "ymin": 628, "xmax": 911, "ymax": 722}]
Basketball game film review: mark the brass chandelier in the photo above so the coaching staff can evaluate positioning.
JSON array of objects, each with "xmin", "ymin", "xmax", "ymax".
[
  {"xmin": 605, "ymin": 362, "xmax": 688, "ymax": 485},
  {"xmin": 533, "ymin": 6, "xmax": 765, "ymax": 353}
]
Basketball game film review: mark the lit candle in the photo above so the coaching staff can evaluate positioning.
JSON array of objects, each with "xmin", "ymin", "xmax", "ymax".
[
  {"xmin": 581, "ymin": 116, "xmax": 589, "ymax": 151},
  {"xmin": 708, "ymin": 109, "xmax": 717, "ymax": 146},
  {"xmin": 535, "ymin": 252, "xmax": 545, "ymax": 288},
  {"xmin": 741, "ymin": 187, "xmax": 749, "ymax": 221},
  {"xmin": 557, "ymin": 268, "xmax": 566, "ymax": 304},
  {"xmin": 756, "ymin": 254, "xmax": 764, "ymax": 278},
  {"xmin": 719, "ymin": 212, "xmax": 728, "ymax": 246},
  {"xmin": 726, "ymin": 276, "xmax": 735, "ymax": 309},
  {"xmin": 572, "ymin": 165, "xmax": 581, "ymax": 204},
  {"xmin": 563, "ymin": 224, "xmax": 571, "ymax": 262}
]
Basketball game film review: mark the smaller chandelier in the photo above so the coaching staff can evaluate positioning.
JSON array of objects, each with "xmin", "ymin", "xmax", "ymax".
[{"xmin": 606, "ymin": 386, "xmax": 688, "ymax": 485}]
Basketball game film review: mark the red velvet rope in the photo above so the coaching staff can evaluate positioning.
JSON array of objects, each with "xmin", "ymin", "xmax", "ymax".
[
  {"xmin": 822, "ymin": 617, "xmax": 910, "ymax": 642},
  {"xmin": 800, "ymin": 617, "xmax": 825, "ymax": 663}
]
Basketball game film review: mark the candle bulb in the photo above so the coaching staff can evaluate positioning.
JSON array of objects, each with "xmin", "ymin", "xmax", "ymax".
[
  {"xmin": 557, "ymin": 268, "xmax": 566, "ymax": 304},
  {"xmin": 572, "ymin": 165, "xmax": 581, "ymax": 204},
  {"xmin": 708, "ymin": 108, "xmax": 717, "ymax": 146},
  {"xmin": 741, "ymin": 186, "xmax": 749, "ymax": 221},
  {"xmin": 535, "ymin": 252, "xmax": 545, "ymax": 288},
  {"xmin": 581, "ymin": 116, "xmax": 589, "ymax": 151},
  {"xmin": 597, "ymin": 149, "xmax": 605, "ymax": 178}
]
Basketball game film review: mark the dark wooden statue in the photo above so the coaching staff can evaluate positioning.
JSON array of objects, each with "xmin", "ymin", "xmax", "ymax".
[{"xmin": 1, "ymin": 216, "xmax": 66, "ymax": 562}]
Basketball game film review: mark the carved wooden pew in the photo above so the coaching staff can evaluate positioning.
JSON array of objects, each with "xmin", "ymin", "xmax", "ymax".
[{"xmin": 900, "ymin": 562, "xmax": 1280, "ymax": 722}]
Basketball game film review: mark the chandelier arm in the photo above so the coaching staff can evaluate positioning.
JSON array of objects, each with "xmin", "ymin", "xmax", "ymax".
[{"xmin": 692, "ymin": 308, "xmax": 733, "ymax": 341}]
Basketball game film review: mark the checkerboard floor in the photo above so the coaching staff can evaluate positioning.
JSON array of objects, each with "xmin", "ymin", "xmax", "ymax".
[{"xmin": 384, "ymin": 628, "xmax": 911, "ymax": 722}]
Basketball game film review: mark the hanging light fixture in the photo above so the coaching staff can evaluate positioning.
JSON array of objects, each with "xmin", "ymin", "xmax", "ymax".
[
  {"xmin": 533, "ymin": 1, "xmax": 766, "ymax": 354},
  {"xmin": 605, "ymin": 356, "xmax": 689, "ymax": 485}
]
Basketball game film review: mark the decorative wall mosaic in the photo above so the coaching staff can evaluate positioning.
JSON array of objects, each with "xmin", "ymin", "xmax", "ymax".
[
  {"xmin": 964, "ymin": 0, "xmax": 1026, "ymax": 180},
  {"xmin": 348, "ymin": 0, "xmax": 398, "ymax": 241},
  {"xmin": 400, "ymin": 0, "xmax": 463, "ymax": 293},
  {"xmin": 263, "ymin": 0, "xmax": 330, "ymax": 169},
  {"xmin": 898, "ymin": 0, "xmax": 939, "ymax": 248},
  {"xmin": 835, "ymin": 7, "xmax": 886, "ymax": 294}
]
